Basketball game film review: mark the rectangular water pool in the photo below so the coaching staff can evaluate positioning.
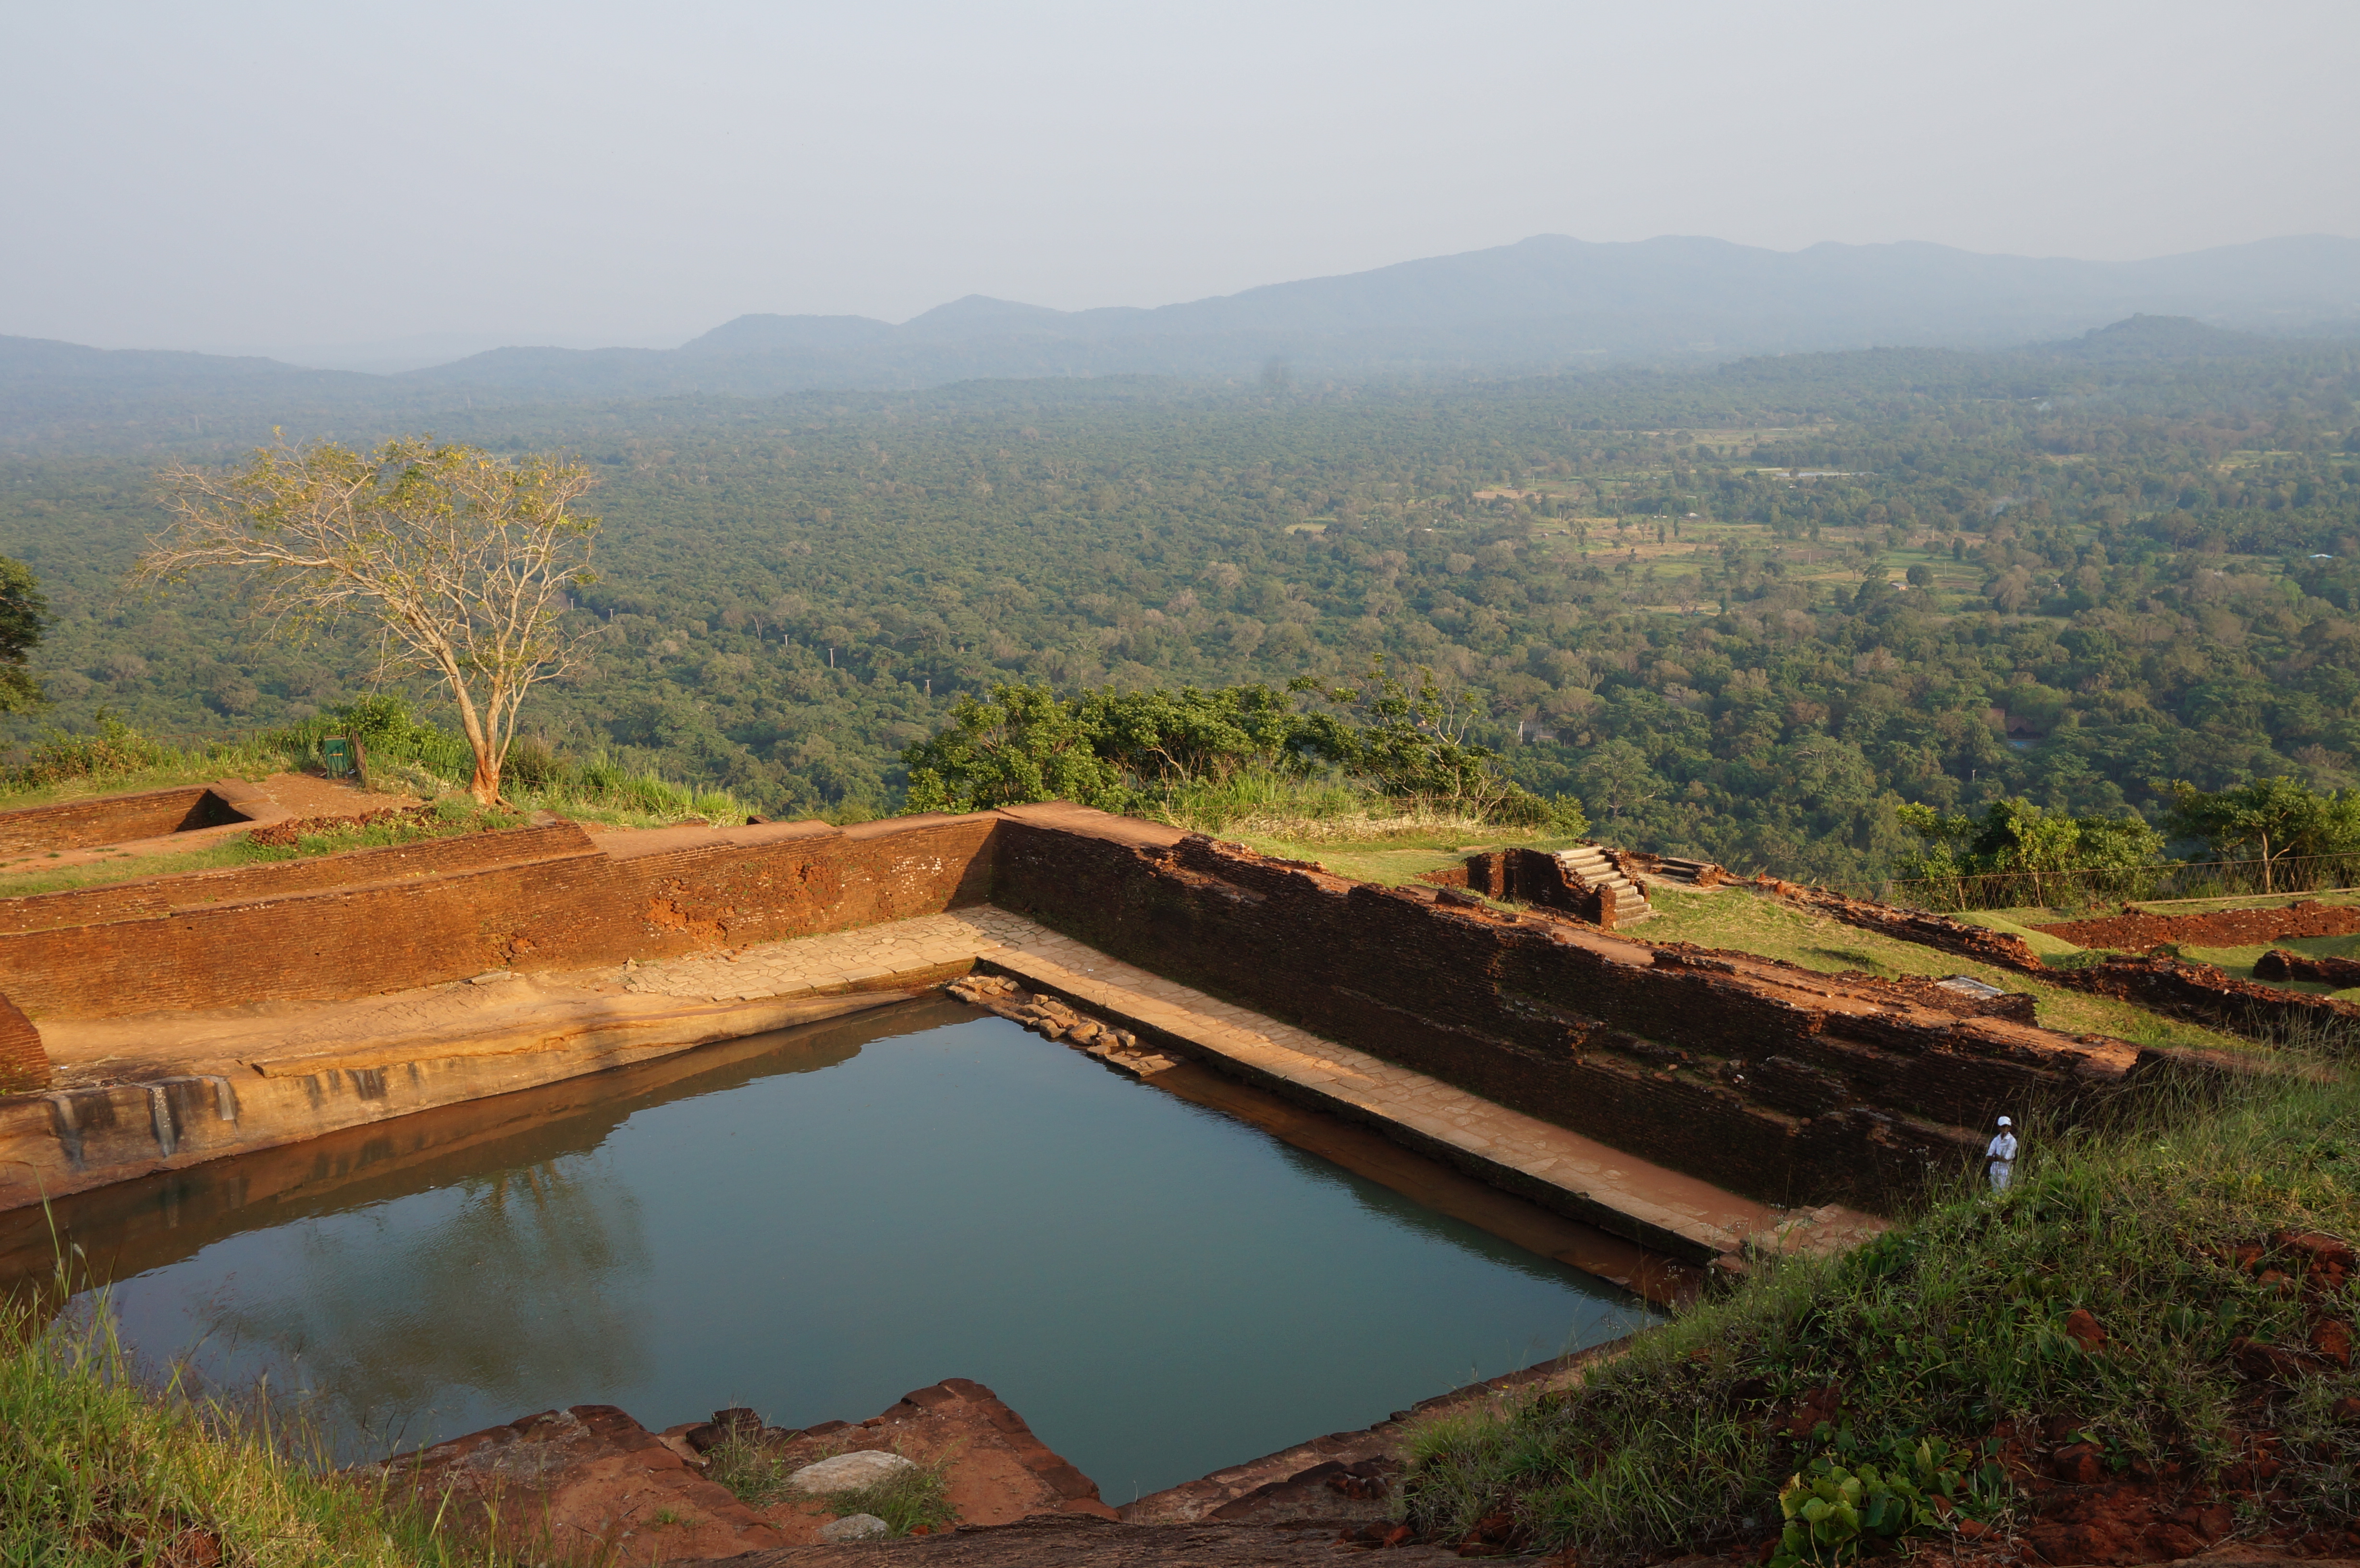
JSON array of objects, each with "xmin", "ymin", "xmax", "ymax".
[{"xmin": 7, "ymin": 997, "xmax": 1654, "ymax": 1500}]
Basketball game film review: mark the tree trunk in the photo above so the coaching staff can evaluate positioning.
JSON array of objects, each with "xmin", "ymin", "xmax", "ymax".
[{"xmin": 469, "ymin": 754, "xmax": 502, "ymax": 807}]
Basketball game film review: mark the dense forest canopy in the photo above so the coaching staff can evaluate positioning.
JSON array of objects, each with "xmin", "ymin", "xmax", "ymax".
[{"xmin": 4, "ymin": 315, "xmax": 2359, "ymax": 882}]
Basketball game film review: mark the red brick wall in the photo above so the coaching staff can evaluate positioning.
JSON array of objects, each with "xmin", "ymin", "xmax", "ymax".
[
  {"xmin": 0, "ymin": 814, "xmax": 1003, "ymax": 1022},
  {"xmin": 0, "ymin": 797, "xmax": 2218, "ymax": 1211},
  {"xmin": 0, "ymin": 785, "xmax": 249, "ymax": 856},
  {"xmin": 990, "ymin": 809, "xmax": 2179, "ymax": 1209},
  {"xmin": 0, "ymin": 993, "xmax": 46, "ymax": 1093},
  {"xmin": 608, "ymin": 814, "xmax": 998, "ymax": 958},
  {"xmin": 0, "ymin": 842, "xmax": 626, "ymax": 1017}
]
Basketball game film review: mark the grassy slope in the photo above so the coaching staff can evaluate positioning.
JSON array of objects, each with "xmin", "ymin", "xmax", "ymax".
[{"xmin": 1404, "ymin": 1071, "xmax": 2360, "ymax": 1561}]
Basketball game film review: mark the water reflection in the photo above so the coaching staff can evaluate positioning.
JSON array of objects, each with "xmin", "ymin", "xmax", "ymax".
[{"xmin": 179, "ymin": 1158, "xmax": 652, "ymax": 1437}]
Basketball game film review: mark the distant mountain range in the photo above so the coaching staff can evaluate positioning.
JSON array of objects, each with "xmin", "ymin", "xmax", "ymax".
[{"xmin": 3, "ymin": 233, "xmax": 2355, "ymax": 441}]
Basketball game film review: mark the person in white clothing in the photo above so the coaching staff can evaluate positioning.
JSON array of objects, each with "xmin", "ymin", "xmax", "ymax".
[{"xmin": 1985, "ymin": 1115, "xmax": 2018, "ymax": 1190}]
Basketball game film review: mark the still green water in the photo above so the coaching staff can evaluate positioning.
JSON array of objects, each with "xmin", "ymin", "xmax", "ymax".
[{"xmin": 37, "ymin": 999, "xmax": 1648, "ymax": 1500}]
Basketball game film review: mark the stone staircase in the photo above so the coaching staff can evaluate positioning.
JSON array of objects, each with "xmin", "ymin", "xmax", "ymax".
[{"xmin": 1557, "ymin": 844, "xmax": 1654, "ymax": 923}]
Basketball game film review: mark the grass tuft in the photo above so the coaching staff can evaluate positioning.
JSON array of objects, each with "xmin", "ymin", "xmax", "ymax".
[{"xmin": 804, "ymin": 1455, "xmax": 960, "ymax": 1537}]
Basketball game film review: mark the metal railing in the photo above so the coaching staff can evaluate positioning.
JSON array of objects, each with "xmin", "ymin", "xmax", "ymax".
[{"xmin": 1834, "ymin": 852, "xmax": 2360, "ymax": 913}]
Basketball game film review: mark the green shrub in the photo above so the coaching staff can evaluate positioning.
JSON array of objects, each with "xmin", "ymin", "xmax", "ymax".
[
  {"xmin": 1769, "ymin": 1439, "xmax": 1999, "ymax": 1568},
  {"xmin": 8, "ymin": 712, "xmax": 167, "ymax": 788}
]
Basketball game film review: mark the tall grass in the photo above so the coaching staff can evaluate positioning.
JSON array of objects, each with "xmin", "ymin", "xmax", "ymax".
[
  {"xmin": 0, "ymin": 716, "xmax": 308, "ymax": 808},
  {"xmin": 1, "ymin": 1283, "xmax": 554, "ymax": 1566},
  {"xmin": 1145, "ymin": 766, "xmax": 1577, "ymax": 847},
  {"xmin": 0, "ymin": 706, "xmax": 748, "ymax": 831},
  {"xmin": 1401, "ymin": 1067, "xmax": 2360, "ymax": 1561}
]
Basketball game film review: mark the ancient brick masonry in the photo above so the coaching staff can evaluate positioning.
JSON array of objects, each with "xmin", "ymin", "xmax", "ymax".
[
  {"xmin": 0, "ymin": 993, "xmax": 46, "ymax": 1093},
  {"xmin": 1756, "ymin": 878, "xmax": 2046, "ymax": 968},
  {"xmin": 1463, "ymin": 847, "xmax": 1616, "ymax": 925},
  {"xmin": 2060, "ymin": 953, "xmax": 2360, "ymax": 1039},
  {"xmin": 990, "ymin": 808, "xmax": 2188, "ymax": 1210},
  {"xmin": 0, "ymin": 814, "xmax": 999, "ymax": 1020},
  {"xmin": 0, "ymin": 796, "xmax": 2231, "ymax": 1212}
]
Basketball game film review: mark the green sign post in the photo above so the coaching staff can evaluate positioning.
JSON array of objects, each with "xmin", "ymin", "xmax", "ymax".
[{"xmin": 321, "ymin": 736, "xmax": 359, "ymax": 779}]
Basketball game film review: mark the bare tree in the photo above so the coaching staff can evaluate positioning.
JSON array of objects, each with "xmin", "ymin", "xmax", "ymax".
[{"xmin": 141, "ymin": 436, "xmax": 598, "ymax": 805}]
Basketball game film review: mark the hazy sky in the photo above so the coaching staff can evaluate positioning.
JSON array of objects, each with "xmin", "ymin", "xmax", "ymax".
[{"xmin": 5, "ymin": 0, "xmax": 2354, "ymax": 361}]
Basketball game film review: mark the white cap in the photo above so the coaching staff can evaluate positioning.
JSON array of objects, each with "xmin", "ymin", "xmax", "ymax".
[{"xmin": 1997, "ymin": 1116, "xmax": 2012, "ymax": 1127}]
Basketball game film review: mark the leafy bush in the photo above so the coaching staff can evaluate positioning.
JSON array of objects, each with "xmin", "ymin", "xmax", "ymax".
[
  {"xmin": 7, "ymin": 712, "xmax": 168, "ymax": 788},
  {"xmin": 904, "ymin": 671, "xmax": 1582, "ymax": 829},
  {"xmin": 1769, "ymin": 1439, "xmax": 1998, "ymax": 1568},
  {"xmin": 1896, "ymin": 796, "xmax": 2161, "ymax": 882}
]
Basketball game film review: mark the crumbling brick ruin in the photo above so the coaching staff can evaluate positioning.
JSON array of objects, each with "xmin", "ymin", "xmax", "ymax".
[{"xmin": 1758, "ymin": 880, "xmax": 2360, "ymax": 1041}]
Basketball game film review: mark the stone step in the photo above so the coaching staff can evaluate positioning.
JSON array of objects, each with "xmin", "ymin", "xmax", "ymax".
[{"xmin": 1554, "ymin": 845, "xmax": 1654, "ymax": 920}]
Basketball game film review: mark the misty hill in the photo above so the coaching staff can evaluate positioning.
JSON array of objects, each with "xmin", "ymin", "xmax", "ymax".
[
  {"xmin": 0, "ymin": 334, "xmax": 458, "ymax": 449},
  {"xmin": 400, "ymin": 232, "xmax": 2360, "ymax": 397},
  {"xmin": 2, "ymin": 233, "xmax": 2355, "ymax": 448}
]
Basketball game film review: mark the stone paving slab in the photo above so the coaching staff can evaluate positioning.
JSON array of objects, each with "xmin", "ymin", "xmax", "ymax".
[{"xmin": 622, "ymin": 906, "xmax": 1884, "ymax": 1266}]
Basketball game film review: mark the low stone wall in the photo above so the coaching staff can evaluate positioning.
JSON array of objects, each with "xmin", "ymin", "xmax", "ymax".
[
  {"xmin": 1757, "ymin": 879, "xmax": 2046, "ymax": 968},
  {"xmin": 0, "ymin": 995, "xmax": 45, "ymax": 1095},
  {"xmin": 2058, "ymin": 953, "xmax": 2360, "ymax": 1040},
  {"xmin": 0, "ymin": 819, "xmax": 603, "ymax": 937},
  {"xmin": 2035, "ymin": 901, "xmax": 2360, "ymax": 952},
  {"xmin": 0, "ymin": 779, "xmax": 272, "ymax": 856},
  {"xmin": 1756, "ymin": 878, "xmax": 2360, "ymax": 1041},
  {"xmin": 0, "ymin": 796, "xmax": 2251, "ymax": 1213},
  {"xmin": 990, "ymin": 805, "xmax": 2183, "ymax": 1211}
]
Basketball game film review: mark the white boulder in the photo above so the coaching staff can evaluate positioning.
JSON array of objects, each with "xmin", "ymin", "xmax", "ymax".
[{"xmin": 791, "ymin": 1449, "xmax": 918, "ymax": 1492}]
